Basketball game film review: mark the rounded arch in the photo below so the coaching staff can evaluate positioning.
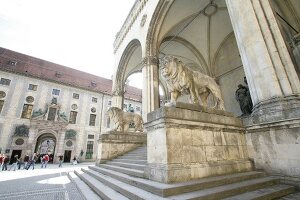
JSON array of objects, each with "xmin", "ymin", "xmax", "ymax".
[
  {"xmin": 160, "ymin": 36, "xmax": 209, "ymax": 74},
  {"xmin": 145, "ymin": 0, "xmax": 174, "ymax": 57},
  {"xmin": 34, "ymin": 131, "xmax": 57, "ymax": 162},
  {"xmin": 112, "ymin": 39, "xmax": 142, "ymax": 96},
  {"xmin": 211, "ymin": 31, "xmax": 235, "ymax": 75}
]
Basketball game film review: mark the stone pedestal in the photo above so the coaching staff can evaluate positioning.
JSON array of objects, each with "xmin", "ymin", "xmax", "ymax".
[
  {"xmin": 145, "ymin": 103, "xmax": 252, "ymax": 183},
  {"xmin": 96, "ymin": 131, "xmax": 146, "ymax": 165},
  {"xmin": 243, "ymin": 96, "xmax": 300, "ymax": 189}
]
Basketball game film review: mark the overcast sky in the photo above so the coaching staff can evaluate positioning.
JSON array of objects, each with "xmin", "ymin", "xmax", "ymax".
[{"xmin": 0, "ymin": 0, "xmax": 142, "ymax": 87}]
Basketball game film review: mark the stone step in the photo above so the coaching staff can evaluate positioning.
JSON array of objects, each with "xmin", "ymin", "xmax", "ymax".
[
  {"xmin": 82, "ymin": 168, "xmax": 165, "ymax": 200},
  {"xmin": 167, "ymin": 177, "xmax": 280, "ymax": 200},
  {"xmin": 89, "ymin": 166, "xmax": 267, "ymax": 197},
  {"xmin": 74, "ymin": 170, "xmax": 129, "ymax": 200},
  {"xmin": 113, "ymin": 158, "xmax": 147, "ymax": 165},
  {"xmin": 68, "ymin": 171, "xmax": 102, "ymax": 200},
  {"xmin": 119, "ymin": 155, "xmax": 147, "ymax": 159},
  {"xmin": 98, "ymin": 163, "xmax": 145, "ymax": 178},
  {"xmin": 106, "ymin": 161, "xmax": 146, "ymax": 171},
  {"xmin": 279, "ymin": 192, "xmax": 300, "ymax": 199},
  {"xmin": 223, "ymin": 184, "xmax": 295, "ymax": 200},
  {"xmin": 124, "ymin": 152, "xmax": 147, "ymax": 156}
]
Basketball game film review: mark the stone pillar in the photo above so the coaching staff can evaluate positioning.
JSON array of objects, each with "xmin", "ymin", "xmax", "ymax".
[
  {"xmin": 142, "ymin": 56, "xmax": 160, "ymax": 121},
  {"xmin": 226, "ymin": 0, "xmax": 300, "ymax": 187},
  {"xmin": 226, "ymin": 0, "xmax": 300, "ymax": 106},
  {"xmin": 111, "ymin": 78, "xmax": 124, "ymax": 109},
  {"xmin": 54, "ymin": 130, "xmax": 66, "ymax": 163}
]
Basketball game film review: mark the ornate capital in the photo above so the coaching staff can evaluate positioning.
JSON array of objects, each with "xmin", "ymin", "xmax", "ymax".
[{"xmin": 142, "ymin": 56, "xmax": 158, "ymax": 66}]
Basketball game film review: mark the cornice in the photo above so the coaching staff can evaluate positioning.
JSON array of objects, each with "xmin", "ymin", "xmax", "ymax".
[{"xmin": 113, "ymin": 0, "xmax": 149, "ymax": 54}]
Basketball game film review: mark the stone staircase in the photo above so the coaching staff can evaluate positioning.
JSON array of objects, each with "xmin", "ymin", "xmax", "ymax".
[{"xmin": 69, "ymin": 145, "xmax": 296, "ymax": 200}]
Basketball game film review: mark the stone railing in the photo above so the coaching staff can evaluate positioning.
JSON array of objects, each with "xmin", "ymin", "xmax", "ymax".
[{"xmin": 96, "ymin": 131, "xmax": 146, "ymax": 164}]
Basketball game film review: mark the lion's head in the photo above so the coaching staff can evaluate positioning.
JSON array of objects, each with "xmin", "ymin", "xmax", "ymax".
[
  {"xmin": 160, "ymin": 56, "xmax": 183, "ymax": 80},
  {"xmin": 106, "ymin": 107, "xmax": 122, "ymax": 121}
]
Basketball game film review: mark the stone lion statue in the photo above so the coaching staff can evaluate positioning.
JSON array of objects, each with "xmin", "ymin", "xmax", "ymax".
[
  {"xmin": 106, "ymin": 107, "xmax": 144, "ymax": 132},
  {"xmin": 160, "ymin": 56, "xmax": 225, "ymax": 110}
]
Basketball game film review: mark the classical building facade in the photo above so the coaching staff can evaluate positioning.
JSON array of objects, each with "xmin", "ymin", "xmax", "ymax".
[
  {"xmin": 0, "ymin": 47, "xmax": 142, "ymax": 163},
  {"xmin": 110, "ymin": 0, "xmax": 300, "ymax": 187}
]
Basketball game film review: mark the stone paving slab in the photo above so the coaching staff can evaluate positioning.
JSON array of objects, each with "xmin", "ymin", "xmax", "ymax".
[{"xmin": 0, "ymin": 163, "xmax": 95, "ymax": 200}]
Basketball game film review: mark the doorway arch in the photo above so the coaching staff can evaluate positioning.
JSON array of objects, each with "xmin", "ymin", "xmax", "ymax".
[{"xmin": 35, "ymin": 133, "xmax": 56, "ymax": 163}]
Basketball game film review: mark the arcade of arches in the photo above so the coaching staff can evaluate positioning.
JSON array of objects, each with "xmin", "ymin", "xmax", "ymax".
[{"xmin": 110, "ymin": 0, "xmax": 300, "ymax": 185}]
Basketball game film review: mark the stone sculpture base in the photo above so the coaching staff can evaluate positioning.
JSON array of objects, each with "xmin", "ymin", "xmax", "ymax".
[
  {"xmin": 96, "ymin": 131, "xmax": 146, "ymax": 165},
  {"xmin": 145, "ymin": 103, "xmax": 252, "ymax": 183}
]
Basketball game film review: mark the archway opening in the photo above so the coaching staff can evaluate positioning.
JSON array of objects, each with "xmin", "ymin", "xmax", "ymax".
[
  {"xmin": 154, "ymin": 0, "xmax": 248, "ymax": 116},
  {"xmin": 35, "ymin": 134, "xmax": 56, "ymax": 163},
  {"xmin": 124, "ymin": 72, "xmax": 143, "ymax": 114}
]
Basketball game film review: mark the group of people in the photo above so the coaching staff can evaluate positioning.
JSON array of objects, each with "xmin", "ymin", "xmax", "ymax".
[{"xmin": 0, "ymin": 153, "xmax": 65, "ymax": 171}]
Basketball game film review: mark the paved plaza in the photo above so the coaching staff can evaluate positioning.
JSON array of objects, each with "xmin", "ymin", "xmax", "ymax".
[{"xmin": 0, "ymin": 162, "xmax": 95, "ymax": 200}]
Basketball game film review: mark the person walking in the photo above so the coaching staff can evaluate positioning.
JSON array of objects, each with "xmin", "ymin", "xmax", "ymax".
[
  {"xmin": 17, "ymin": 157, "xmax": 24, "ymax": 170},
  {"xmin": 9, "ymin": 155, "xmax": 19, "ymax": 171},
  {"xmin": 26, "ymin": 153, "xmax": 37, "ymax": 170},
  {"xmin": 0, "ymin": 154, "xmax": 4, "ymax": 172},
  {"xmin": 41, "ymin": 154, "xmax": 49, "ymax": 168},
  {"xmin": 24, "ymin": 154, "xmax": 29, "ymax": 169},
  {"xmin": 72, "ymin": 155, "xmax": 77, "ymax": 165},
  {"xmin": 58, "ymin": 155, "xmax": 63, "ymax": 167},
  {"xmin": 2, "ymin": 155, "xmax": 9, "ymax": 171}
]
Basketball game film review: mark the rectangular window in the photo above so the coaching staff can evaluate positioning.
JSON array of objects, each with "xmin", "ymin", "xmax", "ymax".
[
  {"xmin": 69, "ymin": 111, "xmax": 78, "ymax": 124},
  {"xmin": 52, "ymin": 89, "xmax": 60, "ymax": 96},
  {"xmin": 47, "ymin": 107, "xmax": 57, "ymax": 121},
  {"xmin": 89, "ymin": 114, "xmax": 96, "ymax": 126},
  {"xmin": 0, "ymin": 100, "xmax": 4, "ymax": 113},
  {"xmin": 73, "ymin": 93, "xmax": 79, "ymax": 99},
  {"xmin": 88, "ymin": 135, "xmax": 94, "ymax": 139},
  {"xmin": 108, "ymin": 101, "xmax": 112, "ymax": 106},
  {"xmin": 85, "ymin": 141, "xmax": 94, "ymax": 159},
  {"xmin": 0, "ymin": 78, "xmax": 11, "ymax": 86},
  {"xmin": 21, "ymin": 104, "xmax": 33, "ymax": 119},
  {"xmin": 92, "ymin": 97, "xmax": 97, "ymax": 103},
  {"xmin": 28, "ymin": 84, "xmax": 38, "ymax": 91}
]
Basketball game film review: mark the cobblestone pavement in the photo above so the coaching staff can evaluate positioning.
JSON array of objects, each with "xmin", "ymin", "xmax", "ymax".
[{"xmin": 0, "ymin": 162, "xmax": 95, "ymax": 200}]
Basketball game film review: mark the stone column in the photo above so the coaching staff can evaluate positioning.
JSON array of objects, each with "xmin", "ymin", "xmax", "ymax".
[
  {"xmin": 225, "ymin": 0, "xmax": 300, "ymax": 106},
  {"xmin": 142, "ymin": 56, "xmax": 160, "ymax": 121},
  {"xmin": 226, "ymin": 0, "xmax": 300, "ymax": 187},
  {"xmin": 111, "ymin": 78, "xmax": 124, "ymax": 109},
  {"xmin": 54, "ymin": 130, "xmax": 66, "ymax": 163}
]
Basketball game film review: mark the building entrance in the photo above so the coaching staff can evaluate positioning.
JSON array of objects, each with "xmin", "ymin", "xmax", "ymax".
[
  {"xmin": 10, "ymin": 150, "xmax": 22, "ymax": 164},
  {"xmin": 35, "ymin": 134, "xmax": 56, "ymax": 163},
  {"xmin": 64, "ymin": 150, "xmax": 71, "ymax": 162}
]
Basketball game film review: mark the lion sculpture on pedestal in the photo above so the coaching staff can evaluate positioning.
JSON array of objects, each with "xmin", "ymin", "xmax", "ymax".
[
  {"xmin": 160, "ymin": 56, "xmax": 225, "ymax": 110},
  {"xmin": 106, "ymin": 107, "xmax": 144, "ymax": 132}
]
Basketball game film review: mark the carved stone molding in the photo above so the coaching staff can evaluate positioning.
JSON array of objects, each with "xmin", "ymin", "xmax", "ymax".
[
  {"xmin": 113, "ymin": 0, "xmax": 149, "ymax": 53},
  {"xmin": 142, "ymin": 56, "xmax": 158, "ymax": 66},
  {"xmin": 140, "ymin": 14, "xmax": 147, "ymax": 27}
]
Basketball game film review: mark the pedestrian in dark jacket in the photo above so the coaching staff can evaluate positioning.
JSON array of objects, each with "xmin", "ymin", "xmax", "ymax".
[
  {"xmin": 9, "ymin": 155, "xmax": 19, "ymax": 171},
  {"xmin": 24, "ymin": 155, "xmax": 29, "ymax": 169},
  {"xmin": 26, "ymin": 153, "xmax": 37, "ymax": 170}
]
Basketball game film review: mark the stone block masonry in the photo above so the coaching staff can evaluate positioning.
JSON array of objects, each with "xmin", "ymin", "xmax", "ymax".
[{"xmin": 145, "ymin": 103, "xmax": 252, "ymax": 183}]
